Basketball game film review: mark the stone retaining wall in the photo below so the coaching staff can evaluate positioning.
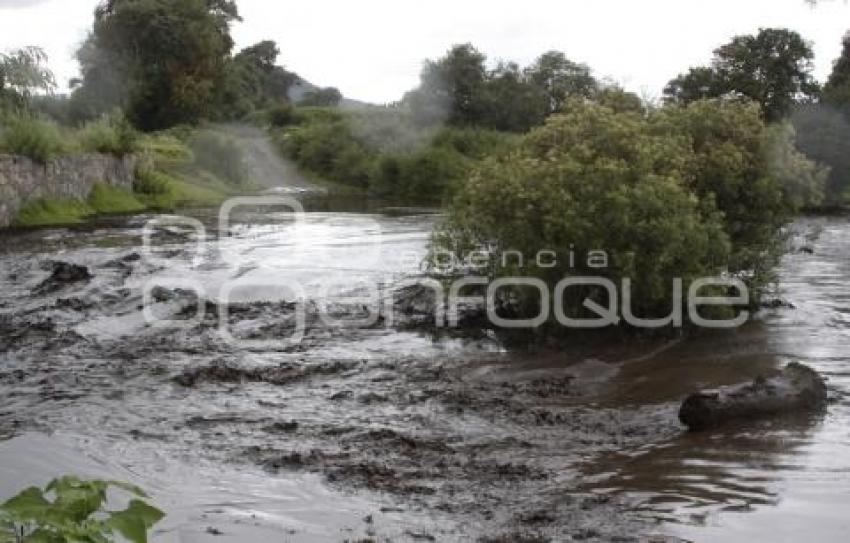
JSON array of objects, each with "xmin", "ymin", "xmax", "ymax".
[{"xmin": 0, "ymin": 153, "xmax": 136, "ymax": 227}]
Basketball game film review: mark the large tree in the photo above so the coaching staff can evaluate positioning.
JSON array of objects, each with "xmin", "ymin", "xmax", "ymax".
[
  {"xmin": 525, "ymin": 51, "xmax": 597, "ymax": 113},
  {"xmin": 480, "ymin": 61, "xmax": 548, "ymax": 132},
  {"xmin": 406, "ymin": 45, "xmax": 599, "ymax": 131},
  {"xmin": 406, "ymin": 43, "xmax": 488, "ymax": 126},
  {"xmin": 217, "ymin": 40, "xmax": 299, "ymax": 118},
  {"xmin": 664, "ymin": 28, "xmax": 819, "ymax": 121},
  {"xmin": 75, "ymin": 0, "xmax": 240, "ymax": 130}
]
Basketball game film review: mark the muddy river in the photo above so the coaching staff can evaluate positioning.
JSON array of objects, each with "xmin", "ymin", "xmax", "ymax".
[{"xmin": 0, "ymin": 196, "xmax": 848, "ymax": 542}]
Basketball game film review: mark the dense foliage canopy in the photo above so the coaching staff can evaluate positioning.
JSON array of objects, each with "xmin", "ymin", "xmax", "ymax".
[
  {"xmin": 71, "ymin": 0, "xmax": 240, "ymax": 129},
  {"xmin": 404, "ymin": 44, "xmax": 619, "ymax": 132},
  {"xmin": 664, "ymin": 28, "xmax": 819, "ymax": 122},
  {"xmin": 68, "ymin": 0, "xmax": 297, "ymax": 128},
  {"xmin": 434, "ymin": 99, "xmax": 824, "ymax": 329}
]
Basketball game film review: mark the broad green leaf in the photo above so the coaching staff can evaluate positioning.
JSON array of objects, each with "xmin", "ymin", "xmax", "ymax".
[
  {"xmin": 47, "ymin": 478, "xmax": 106, "ymax": 523},
  {"xmin": 1, "ymin": 477, "xmax": 162, "ymax": 543},
  {"xmin": 122, "ymin": 501, "xmax": 164, "ymax": 528},
  {"xmin": 1, "ymin": 487, "xmax": 50, "ymax": 519},
  {"xmin": 106, "ymin": 512, "xmax": 147, "ymax": 543}
]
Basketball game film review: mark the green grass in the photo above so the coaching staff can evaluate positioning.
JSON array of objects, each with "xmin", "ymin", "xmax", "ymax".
[
  {"xmin": 13, "ymin": 174, "xmax": 231, "ymax": 227},
  {"xmin": 133, "ymin": 168, "xmax": 230, "ymax": 210},
  {"xmin": 133, "ymin": 129, "xmax": 248, "ymax": 210},
  {"xmin": 88, "ymin": 182, "xmax": 146, "ymax": 214},
  {"xmin": 15, "ymin": 183, "xmax": 148, "ymax": 227},
  {"xmin": 137, "ymin": 133, "xmax": 194, "ymax": 164},
  {"xmin": 13, "ymin": 197, "xmax": 93, "ymax": 227}
]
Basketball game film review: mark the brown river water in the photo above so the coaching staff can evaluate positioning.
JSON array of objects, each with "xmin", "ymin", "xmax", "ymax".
[{"xmin": 0, "ymin": 197, "xmax": 848, "ymax": 542}]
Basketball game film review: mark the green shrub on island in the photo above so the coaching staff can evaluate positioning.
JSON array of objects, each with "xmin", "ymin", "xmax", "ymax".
[{"xmin": 432, "ymin": 99, "xmax": 825, "ymax": 330}]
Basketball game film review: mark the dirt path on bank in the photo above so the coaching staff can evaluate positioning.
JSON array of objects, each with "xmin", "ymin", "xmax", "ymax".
[{"xmin": 220, "ymin": 124, "xmax": 320, "ymax": 193}]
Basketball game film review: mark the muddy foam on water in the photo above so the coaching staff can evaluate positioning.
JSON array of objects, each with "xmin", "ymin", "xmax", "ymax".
[{"xmin": 0, "ymin": 207, "xmax": 848, "ymax": 542}]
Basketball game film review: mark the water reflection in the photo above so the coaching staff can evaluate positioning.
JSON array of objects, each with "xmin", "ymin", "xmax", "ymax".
[{"xmin": 580, "ymin": 217, "xmax": 850, "ymax": 541}]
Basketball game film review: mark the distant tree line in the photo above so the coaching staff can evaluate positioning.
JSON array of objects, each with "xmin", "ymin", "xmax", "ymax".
[
  {"xmin": 403, "ymin": 44, "xmax": 639, "ymax": 132},
  {"xmin": 5, "ymin": 1, "xmax": 850, "ymax": 205}
]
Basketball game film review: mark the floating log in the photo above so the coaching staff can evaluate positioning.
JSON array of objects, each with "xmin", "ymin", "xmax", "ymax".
[{"xmin": 679, "ymin": 362, "xmax": 827, "ymax": 431}]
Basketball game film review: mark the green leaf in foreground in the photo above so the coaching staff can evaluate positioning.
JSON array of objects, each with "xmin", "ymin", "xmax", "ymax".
[{"xmin": 0, "ymin": 477, "xmax": 163, "ymax": 543}]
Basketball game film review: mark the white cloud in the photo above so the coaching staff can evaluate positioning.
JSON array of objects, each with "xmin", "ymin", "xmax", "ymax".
[{"xmin": 0, "ymin": 0, "xmax": 51, "ymax": 9}]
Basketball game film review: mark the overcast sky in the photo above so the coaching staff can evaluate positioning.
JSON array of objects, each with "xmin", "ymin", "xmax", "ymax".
[{"xmin": 1, "ymin": 0, "xmax": 849, "ymax": 103}]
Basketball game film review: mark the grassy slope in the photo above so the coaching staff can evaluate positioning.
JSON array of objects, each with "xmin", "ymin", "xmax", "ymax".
[{"xmin": 12, "ymin": 128, "xmax": 246, "ymax": 227}]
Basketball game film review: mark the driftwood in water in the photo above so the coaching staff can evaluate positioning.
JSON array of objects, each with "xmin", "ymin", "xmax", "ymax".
[{"xmin": 679, "ymin": 362, "xmax": 827, "ymax": 431}]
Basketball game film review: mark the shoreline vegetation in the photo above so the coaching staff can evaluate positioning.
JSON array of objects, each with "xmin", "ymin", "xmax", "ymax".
[{"xmin": 1, "ymin": 117, "xmax": 256, "ymax": 227}]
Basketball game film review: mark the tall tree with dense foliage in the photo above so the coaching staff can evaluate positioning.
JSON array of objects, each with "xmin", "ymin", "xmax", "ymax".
[
  {"xmin": 218, "ymin": 40, "xmax": 298, "ymax": 117},
  {"xmin": 663, "ymin": 67, "xmax": 725, "ymax": 105},
  {"xmin": 74, "ymin": 0, "xmax": 240, "ymax": 130},
  {"xmin": 406, "ymin": 43, "xmax": 488, "ymax": 126},
  {"xmin": 664, "ymin": 28, "xmax": 819, "ymax": 121},
  {"xmin": 406, "ymin": 44, "xmax": 599, "ymax": 132},
  {"xmin": 480, "ymin": 61, "xmax": 548, "ymax": 132},
  {"xmin": 526, "ymin": 51, "xmax": 597, "ymax": 113}
]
